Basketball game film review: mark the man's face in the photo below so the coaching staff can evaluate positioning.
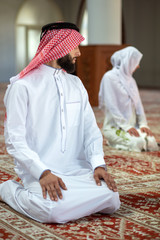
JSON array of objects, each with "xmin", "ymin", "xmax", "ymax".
[{"xmin": 57, "ymin": 46, "xmax": 81, "ymax": 73}]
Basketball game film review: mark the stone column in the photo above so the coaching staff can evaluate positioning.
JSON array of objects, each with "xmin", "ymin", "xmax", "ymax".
[{"xmin": 87, "ymin": 0, "xmax": 122, "ymax": 44}]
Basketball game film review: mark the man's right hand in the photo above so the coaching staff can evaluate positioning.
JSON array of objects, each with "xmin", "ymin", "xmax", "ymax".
[
  {"xmin": 127, "ymin": 127, "xmax": 140, "ymax": 137},
  {"xmin": 39, "ymin": 170, "xmax": 67, "ymax": 201}
]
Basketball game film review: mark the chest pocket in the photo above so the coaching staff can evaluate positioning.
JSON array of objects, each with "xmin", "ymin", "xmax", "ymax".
[{"xmin": 66, "ymin": 102, "xmax": 81, "ymax": 127}]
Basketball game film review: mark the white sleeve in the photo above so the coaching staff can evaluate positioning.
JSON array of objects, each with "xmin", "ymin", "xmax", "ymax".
[
  {"xmin": 100, "ymin": 74, "xmax": 133, "ymax": 131},
  {"xmin": 136, "ymin": 93, "xmax": 149, "ymax": 128},
  {"xmin": 80, "ymin": 82, "xmax": 106, "ymax": 170},
  {"xmin": 4, "ymin": 83, "xmax": 49, "ymax": 180},
  {"xmin": 137, "ymin": 114, "xmax": 149, "ymax": 129}
]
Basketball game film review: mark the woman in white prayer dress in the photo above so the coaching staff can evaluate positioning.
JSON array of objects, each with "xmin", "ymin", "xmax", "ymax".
[{"xmin": 99, "ymin": 46, "xmax": 159, "ymax": 152}]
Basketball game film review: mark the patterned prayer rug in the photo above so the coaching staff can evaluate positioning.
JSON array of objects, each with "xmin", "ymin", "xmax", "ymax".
[{"xmin": 0, "ymin": 83, "xmax": 160, "ymax": 240}]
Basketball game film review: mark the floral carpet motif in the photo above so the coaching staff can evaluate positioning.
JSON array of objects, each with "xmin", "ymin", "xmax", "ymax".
[{"xmin": 0, "ymin": 84, "xmax": 160, "ymax": 240}]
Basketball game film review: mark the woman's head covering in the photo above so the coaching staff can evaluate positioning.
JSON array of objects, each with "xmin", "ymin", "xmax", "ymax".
[
  {"xmin": 111, "ymin": 46, "xmax": 143, "ymax": 76},
  {"xmin": 112, "ymin": 47, "xmax": 143, "ymax": 111},
  {"xmin": 15, "ymin": 22, "xmax": 85, "ymax": 80},
  {"xmin": 99, "ymin": 46, "xmax": 145, "ymax": 116}
]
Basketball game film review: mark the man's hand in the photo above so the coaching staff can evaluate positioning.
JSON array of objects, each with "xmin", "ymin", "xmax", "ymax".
[
  {"xmin": 39, "ymin": 170, "xmax": 67, "ymax": 201},
  {"xmin": 127, "ymin": 127, "xmax": 140, "ymax": 137},
  {"xmin": 94, "ymin": 167, "xmax": 117, "ymax": 192},
  {"xmin": 140, "ymin": 127, "xmax": 153, "ymax": 136}
]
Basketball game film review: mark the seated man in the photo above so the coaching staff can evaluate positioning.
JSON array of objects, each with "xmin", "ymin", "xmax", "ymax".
[
  {"xmin": 0, "ymin": 22, "xmax": 120, "ymax": 223},
  {"xmin": 99, "ymin": 46, "xmax": 159, "ymax": 152}
]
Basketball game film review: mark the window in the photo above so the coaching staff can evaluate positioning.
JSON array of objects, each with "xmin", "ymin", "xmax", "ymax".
[
  {"xmin": 16, "ymin": 0, "xmax": 63, "ymax": 72},
  {"xmin": 80, "ymin": 9, "xmax": 88, "ymax": 46}
]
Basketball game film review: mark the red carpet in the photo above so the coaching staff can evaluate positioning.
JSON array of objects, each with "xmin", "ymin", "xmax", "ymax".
[{"xmin": 0, "ymin": 83, "xmax": 160, "ymax": 240}]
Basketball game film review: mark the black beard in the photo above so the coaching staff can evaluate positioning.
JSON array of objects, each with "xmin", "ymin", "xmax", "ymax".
[{"xmin": 57, "ymin": 54, "xmax": 76, "ymax": 73}]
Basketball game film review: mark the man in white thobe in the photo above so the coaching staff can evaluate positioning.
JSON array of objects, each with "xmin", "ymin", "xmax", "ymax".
[{"xmin": 0, "ymin": 22, "xmax": 120, "ymax": 223}]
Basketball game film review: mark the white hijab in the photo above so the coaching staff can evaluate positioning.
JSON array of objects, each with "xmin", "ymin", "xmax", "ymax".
[{"xmin": 99, "ymin": 46, "xmax": 145, "ymax": 115}]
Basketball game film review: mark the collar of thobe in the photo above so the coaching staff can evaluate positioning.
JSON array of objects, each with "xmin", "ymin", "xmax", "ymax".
[{"xmin": 41, "ymin": 64, "xmax": 63, "ymax": 76}]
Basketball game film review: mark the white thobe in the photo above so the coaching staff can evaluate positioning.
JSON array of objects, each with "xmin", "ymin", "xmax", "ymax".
[{"xmin": 0, "ymin": 64, "xmax": 120, "ymax": 223}]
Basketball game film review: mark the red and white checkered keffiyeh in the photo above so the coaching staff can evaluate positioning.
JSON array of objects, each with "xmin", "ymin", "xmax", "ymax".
[{"xmin": 18, "ymin": 28, "xmax": 84, "ymax": 79}]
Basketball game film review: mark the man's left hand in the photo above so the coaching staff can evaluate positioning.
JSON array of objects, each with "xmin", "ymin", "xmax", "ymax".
[{"xmin": 94, "ymin": 167, "xmax": 117, "ymax": 192}]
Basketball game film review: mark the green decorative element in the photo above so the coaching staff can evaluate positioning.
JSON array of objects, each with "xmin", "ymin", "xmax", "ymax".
[
  {"xmin": 116, "ymin": 129, "xmax": 121, "ymax": 136},
  {"xmin": 116, "ymin": 129, "xmax": 129, "ymax": 142}
]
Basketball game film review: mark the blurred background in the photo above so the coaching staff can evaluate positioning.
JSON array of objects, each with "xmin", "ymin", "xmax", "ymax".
[{"xmin": 0, "ymin": 0, "xmax": 160, "ymax": 103}]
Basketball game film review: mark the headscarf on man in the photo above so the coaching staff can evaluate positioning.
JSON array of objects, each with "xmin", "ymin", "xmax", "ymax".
[{"xmin": 10, "ymin": 22, "xmax": 84, "ymax": 83}]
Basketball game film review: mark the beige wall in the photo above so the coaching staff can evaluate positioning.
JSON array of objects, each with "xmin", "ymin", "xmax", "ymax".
[
  {"xmin": 0, "ymin": 0, "xmax": 22, "ymax": 82},
  {"xmin": 123, "ymin": 0, "xmax": 160, "ymax": 88},
  {"xmin": 0, "ymin": 0, "xmax": 81, "ymax": 83},
  {"xmin": 0, "ymin": 0, "xmax": 160, "ymax": 88}
]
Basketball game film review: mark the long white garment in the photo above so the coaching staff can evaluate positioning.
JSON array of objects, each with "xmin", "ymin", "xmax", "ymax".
[
  {"xmin": 1, "ymin": 64, "xmax": 120, "ymax": 222},
  {"xmin": 0, "ymin": 176, "xmax": 120, "ymax": 223},
  {"xmin": 99, "ymin": 46, "xmax": 159, "ymax": 152}
]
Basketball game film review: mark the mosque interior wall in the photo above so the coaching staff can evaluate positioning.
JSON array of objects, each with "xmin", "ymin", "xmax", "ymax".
[{"xmin": 0, "ymin": 0, "xmax": 159, "ymax": 89}]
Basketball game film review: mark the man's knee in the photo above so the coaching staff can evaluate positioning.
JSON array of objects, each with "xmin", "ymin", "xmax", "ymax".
[
  {"xmin": 101, "ymin": 192, "xmax": 121, "ymax": 214},
  {"xmin": 110, "ymin": 192, "xmax": 121, "ymax": 213}
]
